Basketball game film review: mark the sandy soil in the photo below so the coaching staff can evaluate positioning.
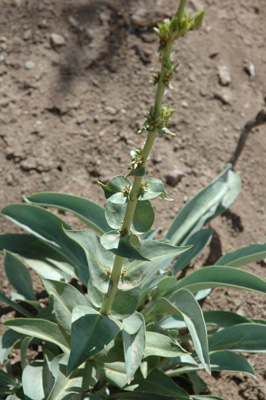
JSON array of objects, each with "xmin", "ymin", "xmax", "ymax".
[{"xmin": 0, "ymin": 0, "xmax": 266, "ymax": 398}]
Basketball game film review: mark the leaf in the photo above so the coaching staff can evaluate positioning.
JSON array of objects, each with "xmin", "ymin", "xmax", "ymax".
[
  {"xmin": 42, "ymin": 279, "xmax": 92, "ymax": 339},
  {"xmin": 191, "ymin": 396, "xmax": 225, "ymax": 400},
  {"xmin": 215, "ymin": 242, "xmax": 266, "ymax": 267},
  {"xmin": 95, "ymin": 336, "xmax": 124, "ymax": 363},
  {"xmin": 22, "ymin": 361, "xmax": 45, "ymax": 400},
  {"xmin": 3, "ymin": 319, "xmax": 70, "ymax": 353},
  {"xmin": 144, "ymin": 331, "xmax": 187, "ymax": 358},
  {"xmin": 109, "ymin": 392, "xmax": 183, "ymax": 400},
  {"xmin": 68, "ymin": 305, "xmax": 121, "ymax": 374},
  {"xmin": 0, "ymin": 291, "xmax": 32, "ymax": 318},
  {"xmin": 122, "ymin": 312, "xmax": 145, "ymax": 383},
  {"xmin": 105, "ymin": 200, "xmax": 126, "ymax": 229},
  {"xmin": 99, "ymin": 175, "xmax": 132, "ymax": 200},
  {"xmin": 209, "ymin": 350, "xmax": 255, "ymax": 377},
  {"xmin": 0, "ymin": 234, "xmax": 76, "ymax": 281},
  {"xmin": 66, "ymin": 230, "xmax": 114, "ymax": 293},
  {"xmin": 175, "ymin": 266, "xmax": 266, "ymax": 294},
  {"xmin": 100, "ymin": 230, "xmax": 120, "ymax": 250},
  {"xmin": 135, "ymin": 369, "xmax": 190, "ymax": 399},
  {"xmin": 127, "ymin": 166, "xmax": 146, "ymax": 177},
  {"xmin": 20, "ymin": 336, "xmax": 33, "ymax": 369},
  {"xmin": 121, "ymin": 241, "xmax": 190, "ymax": 289},
  {"xmin": 132, "ymin": 200, "xmax": 154, "ymax": 233},
  {"xmin": 4, "ymin": 250, "xmax": 36, "ymax": 301},
  {"xmin": 172, "ymin": 229, "xmax": 213, "ymax": 274},
  {"xmin": 1, "ymin": 204, "xmax": 88, "ymax": 283},
  {"xmin": 138, "ymin": 177, "xmax": 172, "ymax": 201},
  {"xmin": 0, "ymin": 330, "xmax": 22, "ymax": 363},
  {"xmin": 153, "ymin": 290, "xmax": 210, "ymax": 374},
  {"xmin": 26, "ymin": 192, "xmax": 109, "ymax": 234},
  {"xmin": 112, "ymin": 287, "xmax": 141, "ymax": 319},
  {"xmin": 204, "ymin": 311, "xmax": 253, "ymax": 327},
  {"xmin": 209, "ymin": 323, "xmax": 266, "ymax": 352},
  {"xmin": 103, "ymin": 362, "xmax": 128, "ymax": 388},
  {"xmin": 46, "ymin": 369, "xmax": 81, "ymax": 400},
  {"xmin": 165, "ymin": 166, "xmax": 241, "ymax": 246},
  {"xmin": 0, "ymin": 369, "xmax": 20, "ymax": 394}
]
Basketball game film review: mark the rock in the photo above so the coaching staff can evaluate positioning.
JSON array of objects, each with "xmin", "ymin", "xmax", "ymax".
[
  {"xmin": 50, "ymin": 33, "xmax": 65, "ymax": 46},
  {"xmin": 243, "ymin": 61, "xmax": 255, "ymax": 79},
  {"xmin": 152, "ymin": 152, "xmax": 162, "ymax": 164},
  {"xmin": 217, "ymin": 65, "xmax": 231, "ymax": 86},
  {"xmin": 140, "ymin": 33, "xmax": 156, "ymax": 43},
  {"xmin": 131, "ymin": 8, "xmax": 169, "ymax": 28},
  {"xmin": 104, "ymin": 106, "xmax": 117, "ymax": 115},
  {"xmin": 181, "ymin": 100, "xmax": 189, "ymax": 108},
  {"xmin": 165, "ymin": 169, "xmax": 185, "ymax": 186},
  {"xmin": 23, "ymin": 29, "xmax": 32, "ymax": 40},
  {"xmin": 25, "ymin": 60, "xmax": 36, "ymax": 70},
  {"xmin": 213, "ymin": 87, "xmax": 233, "ymax": 105}
]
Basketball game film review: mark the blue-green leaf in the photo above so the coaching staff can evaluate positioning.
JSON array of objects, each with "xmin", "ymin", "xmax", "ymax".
[
  {"xmin": 0, "ymin": 291, "xmax": 32, "ymax": 318},
  {"xmin": 204, "ymin": 311, "xmax": 253, "ymax": 327},
  {"xmin": 123, "ymin": 312, "xmax": 145, "ymax": 383},
  {"xmin": 22, "ymin": 361, "xmax": 45, "ymax": 400},
  {"xmin": 215, "ymin": 242, "xmax": 266, "ymax": 267},
  {"xmin": 1, "ymin": 204, "xmax": 88, "ymax": 283},
  {"xmin": 3, "ymin": 319, "xmax": 69, "ymax": 353},
  {"xmin": 67, "ymin": 305, "xmax": 121, "ymax": 374},
  {"xmin": 4, "ymin": 250, "xmax": 36, "ymax": 301},
  {"xmin": 105, "ymin": 201, "xmax": 126, "ymax": 229},
  {"xmin": 209, "ymin": 323, "xmax": 266, "ymax": 352},
  {"xmin": 0, "ymin": 330, "xmax": 22, "ymax": 363},
  {"xmin": 175, "ymin": 266, "xmax": 266, "ymax": 294},
  {"xmin": 133, "ymin": 200, "xmax": 154, "ymax": 233},
  {"xmin": 26, "ymin": 192, "xmax": 109, "ymax": 234},
  {"xmin": 138, "ymin": 177, "xmax": 172, "ymax": 201},
  {"xmin": 209, "ymin": 350, "xmax": 255, "ymax": 377},
  {"xmin": 144, "ymin": 331, "xmax": 187, "ymax": 358},
  {"xmin": 172, "ymin": 229, "xmax": 213, "ymax": 274},
  {"xmin": 165, "ymin": 166, "xmax": 240, "ymax": 245},
  {"xmin": 99, "ymin": 175, "xmax": 132, "ymax": 200},
  {"xmin": 42, "ymin": 279, "xmax": 92, "ymax": 339},
  {"xmin": 153, "ymin": 290, "xmax": 210, "ymax": 373},
  {"xmin": 135, "ymin": 369, "xmax": 190, "ymax": 398}
]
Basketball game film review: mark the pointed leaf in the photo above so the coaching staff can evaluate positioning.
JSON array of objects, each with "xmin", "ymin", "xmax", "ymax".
[
  {"xmin": 68, "ymin": 305, "xmax": 121, "ymax": 374},
  {"xmin": 144, "ymin": 331, "xmax": 187, "ymax": 358},
  {"xmin": 100, "ymin": 230, "xmax": 120, "ymax": 250},
  {"xmin": 22, "ymin": 361, "xmax": 45, "ymax": 400},
  {"xmin": 4, "ymin": 250, "xmax": 36, "ymax": 300},
  {"xmin": 103, "ymin": 362, "xmax": 128, "ymax": 388},
  {"xmin": 42, "ymin": 279, "xmax": 92, "ymax": 339},
  {"xmin": 165, "ymin": 166, "xmax": 241, "ymax": 245},
  {"xmin": 1, "ymin": 204, "xmax": 88, "ymax": 282},
  {"xmin": 175, "ymin": 266, "xmax": 266, "ymax": 294},
  {"xmin": 135, "ymin": 369, "xmax": 190, "ymax": 399},
  {"xmin": 204, "ymin": 311, "xmax": 253, "ymax": 327},
  {"xmin": 3, "ymin": 319, "xmax": 69, "ymax": 353},
  {"xmin": 26, "ymin": 192, "xmax": 109, "ymax": 233},
  {"xmin": 0, "ymin": 369, "xmax": 20, "ymax": 393},
  {"xmin": 209, "ymin": 350, "xmax": 255, "ymax": 377},
  {"xmin": 0, "ymin": 330, "xmax": 23, "ymax": 363},
  {"xmin": 121, "ymin": 241, "xmax": 190, "ymax": 289},
  {"xmin": 66, "ymin": 230, "xmax": 114, "ymax": 293},
  {"xmin": 173, "ymin": 229, "xmax": 213, "ymax": 274},
  {"xmin": 191, "ymin": 396, "xmax": 225, "ymax": 400},
  {"xmin": 123, "ymin": 312, "xmax": 145, "ymax": 383},
  {"xmin": 153, "ymin": 290, "xmax": 210, "ymax": 373},
  {"xmin": 138, "ymin": 177, "xmax": 172, "ymax": 201},
  {"xmin": 215, "ymin": 242, "xmax": 266, "ymax": 267},
  {"xmin": 209, "ymin": 323, "xmax": 266, "ymax": 352},
  {"xmin": 99, "ymin": 175, "xmax": 132, "ymax": 200},
  {"xmin": 0, "ymin": 291, "xmax": 32, "ymax": 318}
]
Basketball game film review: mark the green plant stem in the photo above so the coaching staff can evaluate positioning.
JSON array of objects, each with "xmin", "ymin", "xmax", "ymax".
[
  {"xmin": 100, "ymin": 22, "xmax": 183, "ymax": 316},
  {"xmin": 176, "ymin": 0, "xmax": 187, "ymax": 20}
]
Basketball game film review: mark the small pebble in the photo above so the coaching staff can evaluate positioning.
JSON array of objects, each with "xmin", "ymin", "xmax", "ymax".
[
  {"xmin": 217, "ymin": 65, "xmax": 231, "ymax": 86},
  {"xmin": 50, "ymin": 33, "xmax": 66, "ymax": 46},
  {"xmin": 25, "ymin": 60, "xmax": 36, "ymax": 70},
  {"xmin": 165, "ymin": 169, "xmax": 185, "ymax": 187}
]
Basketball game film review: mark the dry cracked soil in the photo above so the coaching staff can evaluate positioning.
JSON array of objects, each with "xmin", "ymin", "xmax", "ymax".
[{"xmin": 0, "ymin": 0, "xmax": 266, "ymax": 399}]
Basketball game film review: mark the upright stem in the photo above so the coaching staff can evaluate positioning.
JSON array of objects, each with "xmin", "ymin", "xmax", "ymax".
[{"xmin": 100, "ymin": 4, "xmax": 187, "ymax": 316}]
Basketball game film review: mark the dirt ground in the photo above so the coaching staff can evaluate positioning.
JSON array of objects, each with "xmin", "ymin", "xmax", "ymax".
[{"xmin": 0, "ymin": 0, "xmax": 266, "ymax": 399}]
